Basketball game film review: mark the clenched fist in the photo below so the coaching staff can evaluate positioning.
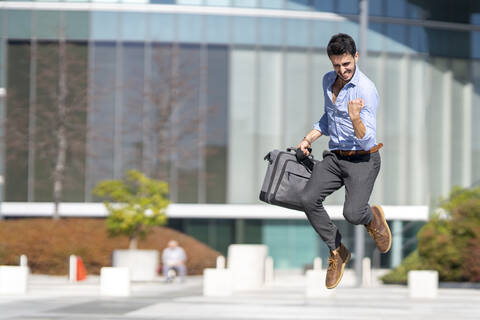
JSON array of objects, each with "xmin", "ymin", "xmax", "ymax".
[{"xmin": 348, "ymin": 98, "xmax": 364, "ymax": 120}]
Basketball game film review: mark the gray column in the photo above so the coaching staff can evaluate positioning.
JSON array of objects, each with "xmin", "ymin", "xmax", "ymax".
[
  {"xmin": 235, "ymin": 219, "xmax": 245, "ymax": 244},
  {"xmin": 391, "ymin": 220, "xmax": 403, "ymax": 268},
  {"xmin": 355, "ymin": 0, "xmax": 369, "ymax": 287}
]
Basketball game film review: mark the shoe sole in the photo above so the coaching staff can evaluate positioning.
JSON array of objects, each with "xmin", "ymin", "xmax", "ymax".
[
  {"xmin": 326, "ymin": 250, "xmax": 351, "ymax": 289},
  {"xmin": 372, "ymin": 205, "xmax": 392, "ymax": 253}
]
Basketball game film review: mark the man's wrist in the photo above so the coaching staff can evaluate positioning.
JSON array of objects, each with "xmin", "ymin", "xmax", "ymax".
[
  {"xmin": 349, "ymin": 113, "xmax": 361, "ymax": 121},
  {"xmin": 302, "ymin": 136, "xmax": 312, "ymax": 145}
]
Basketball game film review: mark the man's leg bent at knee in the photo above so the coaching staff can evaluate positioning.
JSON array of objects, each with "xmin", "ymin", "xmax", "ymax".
[
  {"xmin": 300, "ymin": 153, "xmax": 343, "ymax": 250},
  {"xmin": 301, "ymin": 152, "xmax": 351, "ymax": 289}
]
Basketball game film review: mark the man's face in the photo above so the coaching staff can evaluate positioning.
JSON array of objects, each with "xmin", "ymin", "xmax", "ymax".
[{"xmin": 329, "ymin": 52, "xmax": 358, "ymax": 82}]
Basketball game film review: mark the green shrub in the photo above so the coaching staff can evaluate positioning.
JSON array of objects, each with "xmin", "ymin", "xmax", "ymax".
[
  {"xmin": 381, "ymin": 250, "xmax": 425, "ymax": 284},
  {"xmin": 382, "ymin": 186, "xmax": 480, "ymax": 283},
  {"xmin": 93, "ymin": 170, "xmax": 170, "ymax": 249}
]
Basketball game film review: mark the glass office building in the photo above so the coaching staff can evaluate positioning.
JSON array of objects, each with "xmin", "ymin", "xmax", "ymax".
[{"xmin": 1, "ymin": 0, "xmax": 480, "ymax": 269}]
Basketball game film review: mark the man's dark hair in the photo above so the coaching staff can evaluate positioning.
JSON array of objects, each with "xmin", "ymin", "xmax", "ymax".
[{"xmin": 327, "ymin": 33, "xmax": 357, "ymax": 57}]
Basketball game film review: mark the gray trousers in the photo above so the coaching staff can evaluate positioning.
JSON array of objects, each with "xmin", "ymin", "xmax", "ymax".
[{"xmin": 300, "ymin": 150, "xmax": 381, "ymax": 251}]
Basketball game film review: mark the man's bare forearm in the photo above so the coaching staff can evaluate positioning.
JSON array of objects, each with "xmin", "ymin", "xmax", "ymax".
[
  {"xmin": 349, "ymin": 115, "xmax": 366, "ymax": 139},
  {"xmin": 303, "ymin": 129, "xmax": 323, "ymax": 144}
]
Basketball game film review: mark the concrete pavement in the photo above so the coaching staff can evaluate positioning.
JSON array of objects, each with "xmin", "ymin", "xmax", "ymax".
[{"xmin": 0, "ymin": 271, "xmax": 479, "ymax": 320}]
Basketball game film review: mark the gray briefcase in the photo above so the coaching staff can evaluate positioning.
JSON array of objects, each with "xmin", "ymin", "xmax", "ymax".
[{"xmin": 259, "ymin": 148, "xmax": 317, "ymax": 211}]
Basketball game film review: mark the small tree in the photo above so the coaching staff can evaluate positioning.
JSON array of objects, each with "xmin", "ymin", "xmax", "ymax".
[{"xmin": 93, "ymin": 170, "xmax": 169, "ymax": 249}]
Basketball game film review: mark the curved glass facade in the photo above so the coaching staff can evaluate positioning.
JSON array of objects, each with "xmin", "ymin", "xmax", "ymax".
[{"xmin": 1, "ymin": 1, "xmax": 479, "ymax": 268}]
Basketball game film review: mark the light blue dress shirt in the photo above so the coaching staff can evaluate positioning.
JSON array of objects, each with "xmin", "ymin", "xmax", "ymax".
[{"xmin": 314, "ymin": 67, "xmax": 379, "ymax": 151}]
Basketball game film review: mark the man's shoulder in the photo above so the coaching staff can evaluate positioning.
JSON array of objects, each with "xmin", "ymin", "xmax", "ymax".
[
  {"xmin": 322, "ymin": 71, "xmax": 336, "ymax": 88},
  {"xmin": 323, "ymin": 71, "xmax": 336, "ymax": 82},
  {"xmin": 357, "ymin": 70, "xmax": 378, "ymax": 94}
]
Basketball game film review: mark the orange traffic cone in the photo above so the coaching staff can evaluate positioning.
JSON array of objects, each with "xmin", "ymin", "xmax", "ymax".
[{"xmin": 76, "ymin": 257, "xmax": 87, "ymax": 281}]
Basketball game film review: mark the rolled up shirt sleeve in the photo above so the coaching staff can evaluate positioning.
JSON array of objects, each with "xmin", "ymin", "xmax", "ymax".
[
  {"xmin": 313, "ymin": 113, "xmax": 329, "ymax": 136},
  {"xmin": 355, "ymin": 88, "xmax": 378, "ymax": 150}
]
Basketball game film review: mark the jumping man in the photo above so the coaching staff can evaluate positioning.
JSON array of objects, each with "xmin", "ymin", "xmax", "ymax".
[{"xmin": 297, "ymin": 33, "xmax": 392, "ymax": 289}]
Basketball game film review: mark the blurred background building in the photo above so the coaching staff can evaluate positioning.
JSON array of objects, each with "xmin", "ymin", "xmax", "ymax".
[{"xmin": 1, "ymin": 0, "xmax": 479, "ymax": 270}]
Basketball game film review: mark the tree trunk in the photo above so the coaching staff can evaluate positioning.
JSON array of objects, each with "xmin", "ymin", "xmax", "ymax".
[
  {"xmin": 53, "ymin": 40, "xmax": 68, "ymax": 220},
  {"xmin": 129, "ymin": 236, "xmax": 138, "ymax": 250}
]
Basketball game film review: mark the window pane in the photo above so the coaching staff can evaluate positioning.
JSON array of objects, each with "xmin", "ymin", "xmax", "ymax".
[
  {"xmin": 178, "ymin": 14, "xmax": 203, "ymax": 43},
  {"xmin": 313, "ymin": 0, "xmax": 334, "ymax": 12},
  {"xmin": 286, "ymin": 0, "xmax": 310, "ymax": 11},
  {"xmin": 149, "ymin": 13, "xmax": 175, "ymax": 42},
  {"xmin": 285, "ymin": 51, "xmax": 309, "ymax": 147},
  {"xmin": 0, "ymin": 40, "xmax": 4, "ymax": 87},
  {"xmin": 34, "ymin": 11, "xmax": 60, "ymax": 40},
  {"xmin": 337, "ymin": 21, "xmax": 359, "ymax": 46},
  {"xmin": 369, "ymin": 0, "xmax": 384, "ymax": 16},
  {"xmin": 34, "ymin": 43, "xmax": 59, "ymax": 201},
  {"xmin": 206, "ymin": 15, "xmax": 230, "ymax": 44},
  {"xmin": 263, "ymin": 220, "xmax": 318, "ymax": 269},
  {"xmin": 256, "ymin": 50, "xmax": 283, "ymax": 191},
  {"xmin": 472, "ymin": 61, "xmax": 480, "ymax": 184},
  {"xmin": 368, "ymin": 23, "xmax": 384, "ymax": 52},
  {"xmin": 87, "ymin": 42, "xmax": 116, "ymax": 197},
  {"xmin": 7, "ymin": 10, "xmax": 32, "ymax": 39},
  {"xmin": 472, "ymin": 31, "xmax": 480, "ymax": 59},
  {"xmin": 33, "ymin": 42, "xmax": 88, "ymax": 201},
  {"xmin": 233, "ymin": 16, "xmax": 256, "ymax": 45},
  {"xmin": 233, "ymin": 0, "xmax": 257, "ymax": 7},
  {"xmin": 385, "ymin": 24, "xmax": 409, "ymax": 53},
  {"xmin": 205, "ymin": 0, "xmax": 230, "ymax": 6},
  {"xmin": 408, "ymin": 26, "xmax": 428, "ymax": 53},
  {"xmin": 228, "ymin": 49, "xmax": 256, "ymax": 203},
  {"xmin": 206, "ymin": 45, "xmax": 228, "ymax": 203},
  {"xmin": 177, "ymin": 0, "xmax": 203, "ymax": 5},
  {"xmin": 122, "ymin": 12, "xmax": 147, "ymax": 41},
  {"xmin": 259, "ymin": 18, "xmax": 283, "ymax": 47},
  {"xmin": 120, "ymin": 43, "xmax": 145, "ymax": 175},
  {"xmin": 286, "ymin": 19, "xmax": 309, "ymax": 47},
  {"xmin": 176, "ymin": 45, "xmax": 201, "ymax": 203},
  {"xmin": 151, "ymin": 0, "xmax": 175, "ymax": 3},
  {"xmin": 65, "ymin": 11, "xmax": 90, "ymax": 40},
  {"xmin": 312, "ymin": 20, "xmax": 336, "ymax": 48},
  {"xmin": 261, "ymin": 0, "xmax": 284, "ymax": 9},
  {"xmin": 5, "ymin": 41, "xmax": 30, "ymax": 201},
  {"xmin": 337, "ymin": 0, "xmax": 359, "ymax": 15},
  {"xmin": 426, "ymin": 28, "xmax": 471, "ymax": 59},
  {"xmin": 406, "ymin": 1, "xmax": 425, "ymax": 19},
  {"xmin": 385, "ymin": 0, "xmax": 407, "ymax": 18},
  {"xmin": 91, "ymin": 12, "xmax": 118, "ymax": 41}
]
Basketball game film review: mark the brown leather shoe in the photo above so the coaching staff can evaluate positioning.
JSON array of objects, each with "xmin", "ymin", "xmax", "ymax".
[
  {"xmin": 325, "ymin": 243, "xmax": 350, "ymax": 289},
  {"xmin": 365, "ymin": 205, "xmax": 392, "ymax": 253}
]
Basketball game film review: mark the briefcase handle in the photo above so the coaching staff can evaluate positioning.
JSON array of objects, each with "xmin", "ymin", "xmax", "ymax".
[{"xmin": 286, "ymin": 147, "xmax": 314, "ymax": 159}]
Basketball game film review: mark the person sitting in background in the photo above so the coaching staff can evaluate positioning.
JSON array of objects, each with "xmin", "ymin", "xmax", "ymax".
[{"xmin": 162, "ymin": 240, "xmax": 187, "ymax": 282}]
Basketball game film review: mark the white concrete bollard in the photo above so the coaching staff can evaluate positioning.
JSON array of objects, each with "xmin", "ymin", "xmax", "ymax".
[
  {"xmin": 112, "ymin": 250, "xmax": 159, "ymax": 281},
  {"xmin": 0, "ymin": 266, "xmax": 29, "ymax": 295},
  {"xmin": 19, "ymin": 255, "xmax": 28, "ymax": 267},
  {"xmin": 100, "ymin": 267, "xmax": 131, "ymax": 297},
  {"xmin": 216, "ymin": 256, "xmax": 226, "ymax": 269},
  {"xmin": 265, "ymin": 256, "xmax": 274, "ymax": 284},
  {"xmin": 227, "ymin": 244, "xmax": 268, "ymax": 291},
  {"xmin": 313, "ymin": 257, "xmax": 322, "ymax": 270},
  {"xmin": 305, "ymin": 269, "xmax": 334, "ymax": 298},
  {"xmin": 408, "ymin": 270, "xmax": 439, "ymax": 299},
  {"xmin": 362, "ymin": 257, "xmax": 371, "ymax": 287},
  {"xmin": 69, "ymin": 255, "xmax": 77, "ymax": 283},
  {"xmin": 203, "ymin": 268, "xmax": 233, "ymax": 297}
]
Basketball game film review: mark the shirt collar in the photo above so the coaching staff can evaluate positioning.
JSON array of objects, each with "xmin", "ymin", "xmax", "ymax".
[
  {"xmin": 328, "ymin": 66, "xmax": 361, "ymax": 88},
  {"xmin": 349, "ymin": 66, "xmax": 361, "ymax": 86}
]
